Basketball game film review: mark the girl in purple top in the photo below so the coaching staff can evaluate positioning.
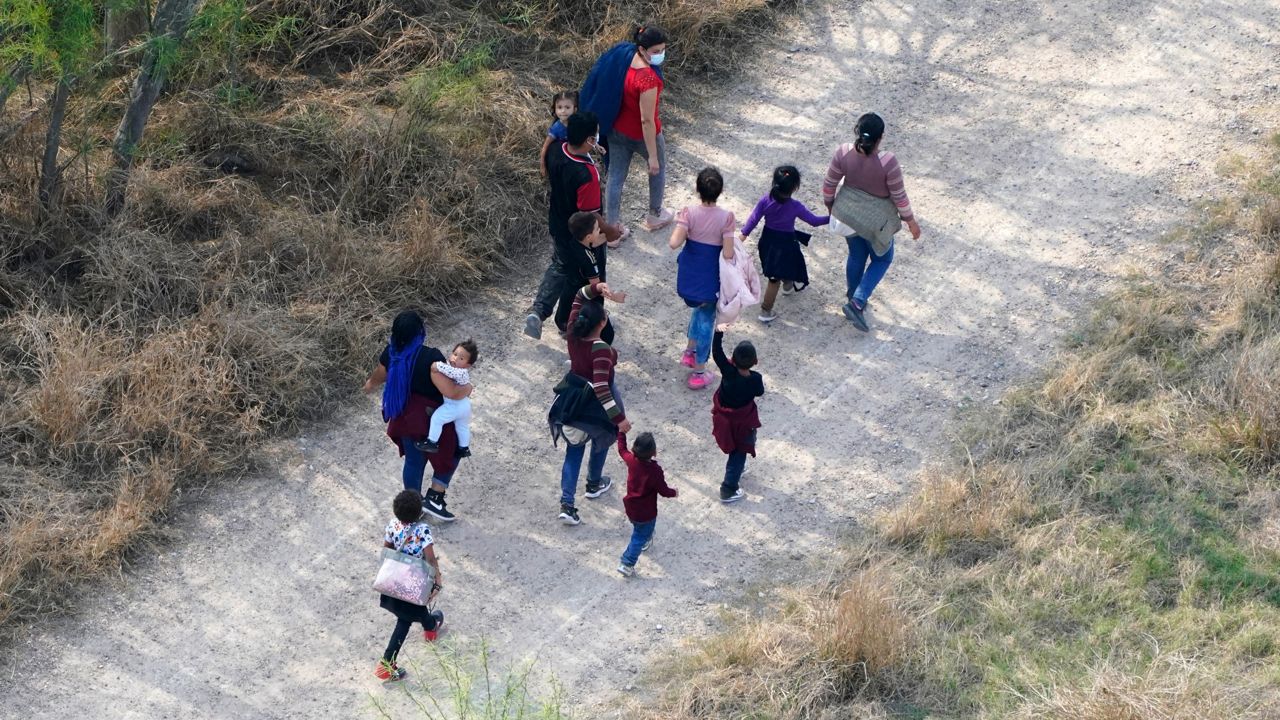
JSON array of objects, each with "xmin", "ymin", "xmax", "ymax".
[{"xmin": 740, "ymin": 165, "xmax": 829, "ymax": 323}]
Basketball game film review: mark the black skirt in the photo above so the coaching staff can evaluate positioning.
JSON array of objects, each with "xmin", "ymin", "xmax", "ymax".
[{"xmin": 757, "ymin": 227, "xmax": 811, "ymax": 284}]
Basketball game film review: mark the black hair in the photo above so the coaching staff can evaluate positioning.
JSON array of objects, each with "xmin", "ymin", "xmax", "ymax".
[
  {"xmin": 454, "ymin": 338, "xmax": 478, "ymax": 364},
  {"xmin": 568, "ymin": 211, "xmax": 599, "ymax": 243},
  {"xmin": 633, "ymin": 24, "xmax": 668, "ymax": 50},
  {"xmin": 570, "ymin": 295, "xmax": 607, "ymax": 339},
  {"xmin": 732, "ymin": 340, "xmax": 757, "ymax": 369},
  {"xmin": 550, "ymin": 89, "xmax": 579, "ymax": 120},
  {"xmin": 391, "ymin": 310, "xmax": 424, "ymax": 351},
  {"xmin": 632, "ymin": 432, "xmax": 657, "ymax": 460},
  {"xmin": 567, "ymin": 111, "xmax": 599, "ymax": 146},
  {"xmin": 854, "ymin": 113, "xmax": 885, "ymax": 156},
  {"xmin": 695, "ymin": 167, "xmax": 724, "ymax": 203},
  {"xmin": 393, "ymin": 489, "xmax": 424, "ymax": 523},
  {"xmin": 769, "ymin": 165, "xmax": 800, "ymax": 203}
]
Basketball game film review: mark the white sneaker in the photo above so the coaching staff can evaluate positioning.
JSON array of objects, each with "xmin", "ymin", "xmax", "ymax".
[
  {"xmin": 642, "ymin": 208, "xmax": 674, "ymax": 232},
  {"xmin": 641, "ymin": 538, "xmax": 652, "ymax": 553},
  {"xmin": 721, "ymin": 488, "xmax": 745, "ymax": 504},
  {"xmin": 616, "ymin": 563, "xmax": 636, "ymax": 577},
  {"xmin": 781, "ymin": 282, "xmax": 796, "ymax": 295},
  {"xmin": 758, "ymin": 309, "xmax": 777, "ymax": 323},
  {"xmin": 523, "ymin": 313, "xmax": 542, "ymax": 339}
]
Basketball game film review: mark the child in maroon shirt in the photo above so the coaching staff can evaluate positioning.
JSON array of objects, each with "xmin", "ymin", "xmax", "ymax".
[{"xmin": 616, "ymin": 431, "xmax": 677, "ymax": 576}]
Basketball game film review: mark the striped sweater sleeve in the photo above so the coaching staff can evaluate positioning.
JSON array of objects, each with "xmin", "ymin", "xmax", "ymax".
[
  {"xmin": 822, "ymin": 143, "xmax": 854, "ymax": 204},
  {"xmin": 591, "ymin": 340, "xmax": 625, "ymax": 423},
  {"xmin": 880, "ymin": 152, "xmax": 914, "ymax": 222}
]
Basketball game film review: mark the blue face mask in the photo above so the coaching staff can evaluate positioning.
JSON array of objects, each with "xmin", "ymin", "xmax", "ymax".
[{"xmin": 648, "ymin": 50, "xmax": 666, "ymax": 66}]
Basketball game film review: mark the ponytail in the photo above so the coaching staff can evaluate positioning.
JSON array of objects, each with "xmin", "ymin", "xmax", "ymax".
[
  {"xmin": 854, "ymin": 112, "xmax": 885, "ymax": 156},
  {"xmin": 769, "ymin": 165, "xmax": 800, "ymax": 203},
  {"xmin": 571, "ymin": 298, "xmax": 606, "ymax": 339},
  {"xmin": 633, "ymin": 24, "xmax": 669, "ymax": 49}
]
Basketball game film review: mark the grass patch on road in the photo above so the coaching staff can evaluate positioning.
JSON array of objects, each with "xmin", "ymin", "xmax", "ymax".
[{"xmin": 633, "ymin": 134, "xmax": 1280, "ymax": 718}]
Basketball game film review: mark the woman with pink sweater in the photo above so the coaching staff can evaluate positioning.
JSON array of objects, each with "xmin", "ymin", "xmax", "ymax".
[{"xmin": 822, "ymin": 113, "xmax": 923, "ymax": 332}]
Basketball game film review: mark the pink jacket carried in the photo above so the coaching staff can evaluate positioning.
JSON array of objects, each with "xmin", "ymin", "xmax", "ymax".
[{"xmin": 717, "ymin": 235, "xmax": 763, "ymax": 324}]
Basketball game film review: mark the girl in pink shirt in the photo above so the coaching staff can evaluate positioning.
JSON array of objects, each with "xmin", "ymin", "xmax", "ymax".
[{"xmin": 668, "ymin": 167, "xmax": 736, "ymax": 390}]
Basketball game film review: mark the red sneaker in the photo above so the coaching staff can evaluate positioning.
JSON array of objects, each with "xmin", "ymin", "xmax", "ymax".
[
  {"xmin": 423, "ymin": 610, "xmax": 445, "ymax": 642},
  {"xmin": 375, "ymin": 660, "xmax": 407, "ymax": 681},
  {"xmin": 680, "ymin": 349, "xmax": 696, "ymax": 368},
  {"xmin": 687, "ymin": 371, "xmax": 713, "ymax": 390}
]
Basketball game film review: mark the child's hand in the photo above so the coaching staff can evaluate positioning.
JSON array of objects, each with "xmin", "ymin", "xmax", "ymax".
[
  {"xmin": 598, "ymin": 145, "xmax": 608, "ymax": 155},
  {"xmin": 716, "ymin": 323, "xmax": 730, "ymax": 332}
]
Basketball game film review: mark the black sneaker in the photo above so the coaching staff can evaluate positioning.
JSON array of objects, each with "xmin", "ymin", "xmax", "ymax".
[
  {"xmin": 842, "ymin": 301, "xmax": 869, "ymax": 332},
  {"xmin": 558, "ymin": 504, "xmax": 581, "ymax": 525},
  {"xmin": 523, "ymin": 312, "xmax": 543, "ymax": 339},
  {"xmin": 720, "ymin": 488, "xmax": 745, "ymax": 503},
  {"xmin": 584, "ymin": 476, "xmax": 613, "ymax": 499},
  {"xmin": 414, "ymin": 438, "xmax": 441, "ymax": 454},
  {"xmin": 454, "ymin": 446, "xmax": 472, "ymax": 459},
  {"xmin": 424, "ymin": 492, "xmax": 456, "ymax": 522}
]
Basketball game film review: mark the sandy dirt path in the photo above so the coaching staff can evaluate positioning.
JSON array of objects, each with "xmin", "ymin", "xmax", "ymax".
[{"xmin": 5, "ymin": 1, "xmax": 1279, "ymax": 717}]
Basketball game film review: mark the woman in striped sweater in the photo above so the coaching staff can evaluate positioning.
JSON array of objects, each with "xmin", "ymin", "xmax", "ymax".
[
  {"xmin": 558, "ymin": 283, "xmax": 632, "ymax": 526},
  {"xmin": 822, "ymin": 112, "xmax": 923, "ymax": 332}
]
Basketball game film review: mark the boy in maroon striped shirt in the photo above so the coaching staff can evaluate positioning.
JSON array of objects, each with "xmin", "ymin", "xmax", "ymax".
[{"xmin": 616, "ymin": 431, "xmax": 677, "ymax": 577}]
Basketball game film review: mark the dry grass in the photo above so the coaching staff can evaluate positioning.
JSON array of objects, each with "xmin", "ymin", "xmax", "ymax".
[
  {"xmin": 637, "ymin": 568, "xmax": 909, "ymax": 720},
  {"xmin": 634, "ymin": 135, "xmax": 1280, "ymax": 718},
  {"xmin": 0, "ymin": 0, "xmax": 791, "ymax": 639}
]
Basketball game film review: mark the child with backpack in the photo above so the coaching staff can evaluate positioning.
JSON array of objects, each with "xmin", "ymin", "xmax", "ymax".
[{"xmin": 616, "ymin": 431, "xmax": 677, "ymax": 576}]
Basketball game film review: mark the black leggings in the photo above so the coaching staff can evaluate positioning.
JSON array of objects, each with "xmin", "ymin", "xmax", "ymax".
[{"xmin": 383, "ymin": 612, "xmax": 439, "ymax": 663}]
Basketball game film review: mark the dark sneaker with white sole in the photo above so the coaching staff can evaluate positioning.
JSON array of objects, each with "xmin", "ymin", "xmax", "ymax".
[
  {"xmin": 558, "ymin": 504, "xmax": 581, "ymax": 525},
  {"xmin": 842, "ymin": 301, "xmax": 869, "ymax": 332},
  {"xmin": 424, "ymin": 491, "xmax": 456, "ymax": 522},
  {"xmin": 584, "ymin": 476, "xmax": 613, "ymax": 498},
  {"xmin": 721, "ymin": 488, "xmax": 745, "ymax": 503},
  {"xmin": 523, "ymin": 312, "xmax": 543, "ymax": 339}
]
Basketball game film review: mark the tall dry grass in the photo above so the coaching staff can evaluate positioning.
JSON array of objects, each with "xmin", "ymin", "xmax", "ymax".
[
  {"xmin": 0, "ymin": 0, "xmax": 790, "ymax": 639},
  {"xmin": 632, "ymin": 135, "xmax": 1280, "ymax": 718}
]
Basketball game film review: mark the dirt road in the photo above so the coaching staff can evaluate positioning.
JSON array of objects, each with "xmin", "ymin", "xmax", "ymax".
[{"xmin": 5, "ymin": 0, "xmax": 1279, "ymax": 717}]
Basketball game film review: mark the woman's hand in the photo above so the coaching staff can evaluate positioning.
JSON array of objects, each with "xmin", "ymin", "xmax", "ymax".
[
  {"xmin": 648, "ymin": 157, "xmax": 660, "ymax": 176},
  {"xmin": 362, "ymin": 365, "xmax": 387, "ymax": 393},
  {"xmin": 618, "ymin": 418, "xmax": 633, "ymax": 434},
  {"xmin": 907, "ymin": 218, "xmax": 922, "ymax": 240}
]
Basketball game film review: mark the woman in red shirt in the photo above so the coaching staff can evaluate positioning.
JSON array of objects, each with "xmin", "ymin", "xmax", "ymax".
[{"xmin": 604, "ymin": 25, "xmax": 673, "ymax": 239}]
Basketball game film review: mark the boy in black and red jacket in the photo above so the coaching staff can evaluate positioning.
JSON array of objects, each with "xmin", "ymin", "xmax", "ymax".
[{"xmin": 616, "ymin": 431, "xmax": 677, "ymax": 577}]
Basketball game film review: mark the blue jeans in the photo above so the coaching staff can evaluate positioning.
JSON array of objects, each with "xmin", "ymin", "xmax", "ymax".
[
  {"xmin": 560, "ymin": 433, "xmax": 610, "ymax": 506},
  {"xmin": 722, "ymin": 429, "xmax": 756, "ymax": 496},
  {"xmin": 606, "ymin": 131, "xmax": 666, "ymax": 225},
  {"xmin": 845, "ymin": 235, "xmax": 894, "ymax": 306},
  {"xmin": 620, "ymin": 519, "xmax": 657, "ymax": 567},
  {"xmin": 400, "ymin": 436, "xmax": 459, "ymax": 492},
  {"xmin": 687, "ymin": 302, "xmax": 716, "ymax": 365}
]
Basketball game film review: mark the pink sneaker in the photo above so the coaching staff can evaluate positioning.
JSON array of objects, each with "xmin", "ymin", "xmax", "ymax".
[
  {"xmin": 680, "ymin": 349, "xmax": 696, "ymax": 367},
  {"xmin": 643, "ymin": 208, "xmax": 675, "ymax": 232},
  {"xmin": 687, "ymin": 371, "xmax": 712, "ymax": 390}
]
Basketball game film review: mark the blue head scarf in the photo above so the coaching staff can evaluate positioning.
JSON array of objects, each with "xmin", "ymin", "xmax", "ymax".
[{"xmin": 382, "ymin": 325, "xmax": 424, "ymax": 422}]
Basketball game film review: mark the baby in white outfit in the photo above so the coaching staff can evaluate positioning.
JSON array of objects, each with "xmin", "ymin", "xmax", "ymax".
[{"xmin": 415, "ymin": 340, "xmax": 477, "ymax": 457}]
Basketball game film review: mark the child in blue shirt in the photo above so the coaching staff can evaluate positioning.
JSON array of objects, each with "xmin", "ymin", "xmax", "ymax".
[{"xmin": 540, "ymin": 90, "xmax": 578, "ymax": 178}]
